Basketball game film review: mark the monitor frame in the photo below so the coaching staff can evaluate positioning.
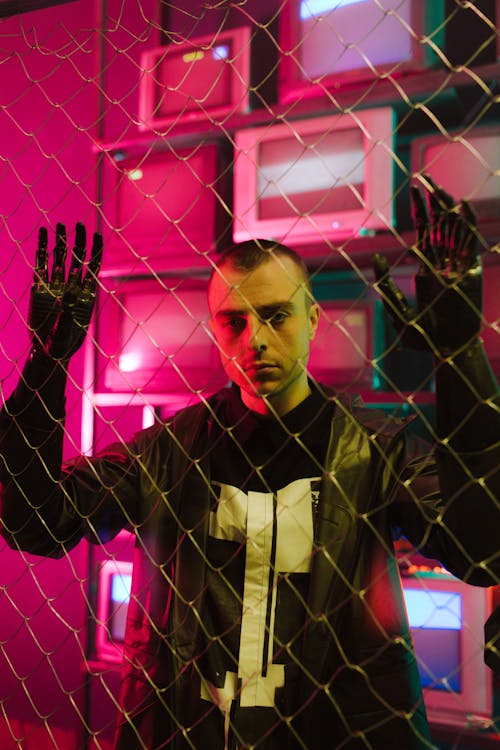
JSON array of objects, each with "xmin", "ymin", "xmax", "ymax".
[
  {"xmin": 233, "ymin": 107, "xmax": 395, "ymax": 246},
  {"xmin": 139, "ymin": 26, "xmax": 251, "ymax": 130},
  {"xmin": 278, "ymin": 0, "xmax": 445, "ymax": 104},
  {"xmin": 99, "ymin": 141, "xmax": 230, "ymax": 276},
  {"xmin": 95, "ymin": 559, "xmax": 133, "ymax": 664},
  {"xmin": 410, "ymin": 126, "xmax": 500, "ymax": 226},
  {"xmin": 402, "ymin": 573, "xmax": 493, "ymax": 728}
]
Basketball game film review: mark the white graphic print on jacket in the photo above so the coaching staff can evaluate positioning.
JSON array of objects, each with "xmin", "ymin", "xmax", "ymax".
[{"xmin": 201, "ymin": 478, "xmax": 320, "ymax": 711}]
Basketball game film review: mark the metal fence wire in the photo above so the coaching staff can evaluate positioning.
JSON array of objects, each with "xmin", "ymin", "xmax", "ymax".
[{"xmin": 0, "ymin": 2, "xmax": 499, "ymax": 749}]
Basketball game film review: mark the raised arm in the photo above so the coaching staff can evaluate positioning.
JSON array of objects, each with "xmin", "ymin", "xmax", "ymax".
[
  {"xmin": 0, "ymin": 223, "xmax": 119, "ymax": 556},
  {"xmin": 374, "ymin": 176, "xmax": 499, "ymax": 449},
  {"xmin": 374, "ymin": 177, "xmax": 500, "ymax": 583}
]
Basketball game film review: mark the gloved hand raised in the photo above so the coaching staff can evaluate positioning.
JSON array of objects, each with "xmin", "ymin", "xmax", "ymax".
[
  {"xmin": 29, "ymin": 222, "xmax": 103, "ymax": 361},
  {"xmin": 373, "ymin": 176, "xmax": 482, "ymax": 356}
]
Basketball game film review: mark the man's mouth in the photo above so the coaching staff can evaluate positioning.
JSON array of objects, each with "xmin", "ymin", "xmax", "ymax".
[{"xmin": 245, "ymin": 362, "xmax": 278, "ymax": 375}]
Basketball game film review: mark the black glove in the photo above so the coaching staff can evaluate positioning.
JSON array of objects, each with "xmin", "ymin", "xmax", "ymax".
[
  {"xmin": 373, "ymin": 176, "xmax": 482, "ymax": 356},
  {"xmin": 29, "ymin": 222, "xmax": 103, "ymax": 361}
]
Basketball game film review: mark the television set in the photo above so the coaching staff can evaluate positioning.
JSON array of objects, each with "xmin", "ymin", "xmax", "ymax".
[
  {"xmin": 139, "ymin": 27, "xmax": 251, "ymax": 130},
  {"xmin": 95, "ymin": 559, "xmax": 133, "ymax": 663},
  {"xmin": 233, "ymin": 107, "xmax": 395, "ymax": 246},
  {"xmin": 308, "ymin": 301, "xmax": 372, "ymax": 387},
  {"xmin": 100, "ymin": 142, "xmax": 230, "ymax": 275},
  {"xmin": 402, "ymin": 571, "xmax": 493, "ymax": 728},
  {"xmin": 278, "ymin": 0, "xmax": 445, "ymax": 103},
  {"xmin": 411, "ymin": 127, "xmax": 500, "ymax": 225},
  {"xmin": 96, "ymin": 275, "xmax": 229, "ymax": 397}
]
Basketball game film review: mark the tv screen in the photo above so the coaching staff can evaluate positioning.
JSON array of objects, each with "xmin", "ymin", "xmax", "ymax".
[
  {"xmin": 100, "ymin": 142, "xmax": 228, "ymax": 275},
  {"xmin": 403, "ymin": 587, "xmax": 462, "ymax": 692},
  {"xmin": 278, "ymin": 0, "xmax": 444, "ymax": 102},
  {"xmin": 108, "ymin": 570, "xmax": 132, "ymax": 643},
  {"xmin": 97, "ymin": 276, "xmax": 229, "ymax": 396},
  {"xmin": 308, "ymin": 302, "xmax": 372, "ymax": 388},
  {"xmin": 95, "ymin": 560, "xmax": 133, "ymax": 662},
  {"xmin": 256, "ymin": 128, "xmax": 365, "ymax": 219}
]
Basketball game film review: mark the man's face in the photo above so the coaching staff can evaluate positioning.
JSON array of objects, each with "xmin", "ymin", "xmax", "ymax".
[{"xmin": 208, "ymin": 254, "xmax": 319, "ymax": 416}]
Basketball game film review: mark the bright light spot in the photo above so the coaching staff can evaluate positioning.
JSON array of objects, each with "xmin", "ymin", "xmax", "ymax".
[
  {"xmin": 183, "ymin": 50, "xmax": 204, "ymax": 63},
  {"xmin": 403, "ymin": 589, "xmax": 462, "ymax": 630},
  {"xmin": 127, "ymin": 168, "xmax": 143, "ymax": 182},
  {"xmin": 213, "ymin": 45, "xmax": 229, "ymax": 60},
  {"xmin": 111, "ymin": 573, "xmax": 132, "ymax": 604},
  {"xmin": 300, "ymin": 0, "xmax": 366, "ymax": 20},
  {"xmin": 142, "ymin": 404, "xmax": 156, "ymax": 429},
  {"xmin": 119, "ymin": 352, "xmax": 141, "ymax": 372}
]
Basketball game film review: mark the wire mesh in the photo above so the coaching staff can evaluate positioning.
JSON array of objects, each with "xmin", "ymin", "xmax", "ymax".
[{"xmin": 0, "ymin": 1, "xmax": 499, "ymax": 749}]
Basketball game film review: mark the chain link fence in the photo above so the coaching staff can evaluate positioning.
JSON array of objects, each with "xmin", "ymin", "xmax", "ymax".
[{"xmin": 0, "ymin": 1, "xmax": 499, "ymax": 749}]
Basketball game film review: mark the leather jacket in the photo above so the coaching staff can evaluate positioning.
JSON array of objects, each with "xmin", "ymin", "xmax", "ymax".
[{"xmin": 1, "ymin": 387, "xmax": 499, "ymax": 749}]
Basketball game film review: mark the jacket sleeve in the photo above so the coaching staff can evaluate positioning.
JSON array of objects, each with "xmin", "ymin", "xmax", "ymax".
[
  {"xmin": 0, "ymin": 354, "xmax": 154, "ymax": 557},
  {"xmin": 387, "ymin": 335, "xmax": 500, "ymax": 586},
  {"xmin": 388, "ymin": 429, "xmax": 500, "ymax": 587}
]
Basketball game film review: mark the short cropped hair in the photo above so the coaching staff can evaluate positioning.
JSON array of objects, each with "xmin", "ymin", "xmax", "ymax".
[{"xmin": 209, "ymin": 239, "xmax": 313, "ymax": 299}]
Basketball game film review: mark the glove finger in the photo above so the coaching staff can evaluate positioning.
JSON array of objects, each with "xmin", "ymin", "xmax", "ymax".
[
  {"xmin": 444, "ymin": 207, "xmax": 462, "ymax": 273},
  {"xmin": 35, "ymin": 227, "xmax": 48, "ymax": 286},
  {"xmin": 373, "ymin": 253, "xmax": 412, "ymax": 322},
  {"xmin": 83, "ymin": 232, "xmax": 103, "ymax": 294},
  {"xmin": 67, "ymin": 222, "xmax": 87, "ymax": 287},
  {"xmin": 426, "ymin": 179, "xmax": 457, "ymax": 270},
  {"xmin": 423, "ymin": 173, "xmax": 455, "ymax": 211},
  {"xmin": 436, "ymin": 184, "xmax": 458, "ymax": 273},
  {"xmin": 410, "ymin": 185, "xmax": 435, "ymax": 269},
  {"xmin": 459, "ymin": 199, "xmax": 480, "ymax": 271},
  {"xmin": 450, "ymin": 213, "xmax": 464, "ymax": 273},
  {"xmin": 420, "ymin": 175, "xmax": 441, "ymax": 253},
  {"xmin": 52, "ymin": 223, "xmax": 67, "ymax": 285}
]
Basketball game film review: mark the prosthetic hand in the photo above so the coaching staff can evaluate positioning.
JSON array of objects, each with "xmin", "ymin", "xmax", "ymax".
[
  {"xmin": 374, "ymin": 177, "xmax": 500, "ymax": 450},
  {"xmin": 29, "ymin": 222, "xmax": 103, "ymax": 362},
  {"xmin": 6, "ymin": 223, "xmax": 103, "ymax": 420},
  {"xmin": 373, "ymin": 176, "xmax": 482, "ymax": 357}
]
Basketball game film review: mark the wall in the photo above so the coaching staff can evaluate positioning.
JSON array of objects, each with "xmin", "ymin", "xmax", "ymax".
[{"xmin": 0, "ymin": 2, "xmax": 149, "ymax": 747}]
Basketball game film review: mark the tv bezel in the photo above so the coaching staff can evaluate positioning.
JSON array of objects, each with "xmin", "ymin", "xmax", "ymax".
[
  {"xmin": 139, "ymin": 26, "xmax": 251, "ymax": 131},
  {"xmin": 95, "ymin": 559, "xmax": 133, "ymax": 663},
  {"xmin": 99, "ymin": 141, "xmax": 228, "ymax": 276},
  {"xmin": 410, "ymin": 126, "xmax": 500, "ymax": 224},
  {"xmin": 233, "ymin": 107, "xmax": 395, "ymax": 246},
  {"xmin": 402, "ymin": 573, "xmax": 493, "ymax": 728}
]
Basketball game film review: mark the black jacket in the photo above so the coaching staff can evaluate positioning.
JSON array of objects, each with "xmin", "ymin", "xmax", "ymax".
[{"xmin": 1, "ymin": 387, "xmax": 499, "ymax": 749}]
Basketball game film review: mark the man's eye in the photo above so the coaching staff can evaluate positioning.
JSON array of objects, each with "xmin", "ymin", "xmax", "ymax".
[
  {"xmin": 269, "ymin": 311, "xmax": 288, "ymax": 326},
  {"xmin": 225, "ymin": 317, "xmax": 245, "ymax": 332}
]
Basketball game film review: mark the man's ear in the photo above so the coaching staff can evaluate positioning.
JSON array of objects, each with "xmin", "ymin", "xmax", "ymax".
[{"xmin": 309, "ymin": 302, "xmax": 320, "ymax": 341}]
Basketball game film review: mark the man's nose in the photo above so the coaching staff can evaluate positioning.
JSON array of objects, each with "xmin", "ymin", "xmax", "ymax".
[{"xmin": 247, "ymin": 316, "xmax": 267, "ymax": 352}]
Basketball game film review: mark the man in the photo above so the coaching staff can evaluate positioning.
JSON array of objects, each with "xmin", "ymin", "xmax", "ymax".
[{"xmin": 0, "ymin": 180, "xmax": 499, "ymax": 749}]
